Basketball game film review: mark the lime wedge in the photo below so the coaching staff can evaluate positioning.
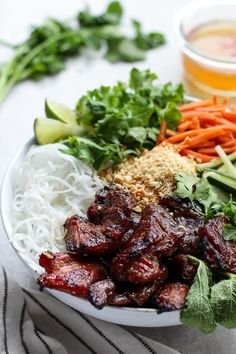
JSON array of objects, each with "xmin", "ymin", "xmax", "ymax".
[
  {"xmin": 34, "ymin": 117, "xmax": 80, "ymax": 145},
  {"xmin": 45, "ymin": 98, "xmax": 77, "ymax": 125}
]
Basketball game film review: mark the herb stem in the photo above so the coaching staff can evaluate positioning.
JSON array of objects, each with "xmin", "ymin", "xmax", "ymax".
[{"xmin": 0, "ymin": 30, "xmax": 81, "ymax": 102}]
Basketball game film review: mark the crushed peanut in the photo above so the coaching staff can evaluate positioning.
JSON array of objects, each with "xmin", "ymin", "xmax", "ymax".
[{"xmin": 100, "ymin": 144, "xmax": 197, "ymax": 208}]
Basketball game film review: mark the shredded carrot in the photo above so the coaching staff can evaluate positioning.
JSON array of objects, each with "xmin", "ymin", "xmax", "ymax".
[
  {"xmin": 196, "ymin": 106, "xmax": 226, "ymax": 113},
  {"xmin": 181, "ymin": 111, "xmax": 219, "ymax": 122},
  {"xmin": 213, "ymin": 95, "xmax": 219, "ymax": 105},
  {"xmin": 230, "ymin": 105, "xmax": 236, "ymax": 112},
  {"xmin": 181, "ymin": 149, "xmax": 214, "ymax": 162},
  {"xmin": 192, "ymin": 116, "xmax": 200, "ymax": 130},
  {"xmin": 166, "ymin": 129, "xmax": 177, "ymax": 137},
  {"xmin": 178, "ymin": 121, "xmax": 192, "ymax": 132},
  {"xmin": 164, "ymin": 129, "xmax": 205, "ymax": 144},
  {"xmin": 189, "ymin": 140, "xmax": 216, "ymax": 149},
  {"xmin": 198, "ymin": 146, "xmax": 236, "ymax": 154},
  {"xmin": 221, "ymin": 139, "xmax": 236, "ymax": 148},
  {"xmin": 221, "ymin": 112, "xmax": 236, "ymax": 121},
  {"xmin": 178, "ymin": 99, "xmax": 212, "ymax": 112},
  {"xmin": 158, "ymin": 95, "xmax": 236, "ymax": 163},
  {"xmin": 157, "ymin": 120, "xmax": 167, "ymax": 144},
  {"xmin": 178, "ymin": 128, "xmax": 234, "ymax": 151},
  {"xmin": 223, "ymin": 97, "xmax": 230, "ymax": 105}
]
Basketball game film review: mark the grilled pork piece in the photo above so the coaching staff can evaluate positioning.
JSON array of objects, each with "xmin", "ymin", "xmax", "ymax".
[
  {"xmin": 199, "ymin": 216, "xmax": 236, "ymax": 274},
  {"xmin": 88, "ymin": 279, "xmax": 116, "ymax": 309},
  {"xmin": 110, "ymin": 204, "xmax": 182, "ymax": 282},
  {"xmin": 173, "ymin": 255, "xmax": 197, "ymax": 282},
  {"xmin": 121, "ymin": 204, "xmax": 183, "ymax": 257},
  {"xmin": 64, "ymin": 215, "xmax": 125, "ymax": 255},
  {"xmin": 124, "ymin": 253, "xmax": 168, "ymax": 284},
  {"xmin": 65, "ymin": 186, "xmax": 139, "ymax": 255},
  {"xmin": 38, "ymin": 252, "xmax": 106, "ymax": 297},
  {"xmin": 127, "ymin": 283, "xmax": 158, "ymax": 306},
  {"xmin": 89, "ymin": 279, "xmax": 158, "ymax": 308},
  {"xmin": 159, "ymin": 196, "xmax": 204, "ymax": 255},
  {"xmin": 153, "ymin": 283, "xmax": 190, "ymax": 312},
  {"xmin": 87, "ymin": 185, "xmax": 136, "ymax": 225},
  {"xmin": 109, "ymin": 294, "xmax": 132, "ymax": 306}
]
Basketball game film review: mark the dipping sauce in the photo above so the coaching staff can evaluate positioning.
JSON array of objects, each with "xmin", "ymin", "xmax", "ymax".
[
  {"xmin": 188, "ymin": 21, "xmax": 236, "ymax": 59},
  {"xmin": 182, "ymin": 21, "xmax": 236, "ymax": 94}
]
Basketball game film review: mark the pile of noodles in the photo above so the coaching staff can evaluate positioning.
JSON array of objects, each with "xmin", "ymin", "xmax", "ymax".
[{"xmin": 11, "ymin": 144, "xmax": 104, "ymax": 264}]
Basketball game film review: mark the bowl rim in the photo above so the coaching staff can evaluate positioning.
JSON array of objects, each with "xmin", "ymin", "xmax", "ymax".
[
  {"xmin": 0, "ymin": 136, "xmax": 182, "ymax": 316},
  {"xmin": 173, "ymin": 0, "xmax": 236, "ymax": 68}
]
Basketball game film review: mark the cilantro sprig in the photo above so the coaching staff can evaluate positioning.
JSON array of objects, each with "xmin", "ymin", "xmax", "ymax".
[
  {"xmin": 62, "ymin": 68, "xmax": 184, "ymax": 170},
  {"xmin": 0, "ymin": 1, "xmax": 166, "ymax": 102}
]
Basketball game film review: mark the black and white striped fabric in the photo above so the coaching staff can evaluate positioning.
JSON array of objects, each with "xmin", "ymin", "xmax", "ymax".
[{"xmin": 0, "ymin": 267, "xmax": 180, "ymax": 354}]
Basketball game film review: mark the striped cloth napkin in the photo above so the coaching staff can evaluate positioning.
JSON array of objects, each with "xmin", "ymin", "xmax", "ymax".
[{"xmin": 0, "ymin": 267, "xmax": 180, "ymax": 354}]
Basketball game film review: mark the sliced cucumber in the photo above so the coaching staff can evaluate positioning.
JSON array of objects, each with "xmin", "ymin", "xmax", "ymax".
[
  {"xmin": 204, "ymin": 162, "xmax": 236, "ymax": 196},
  {"xmin": 45, "ymin": 98, "xmax": 77, "ymax": 125},
  {"xmin": 207, "ymin": 174, "xmax": 236, "ymax": 197},
  {"xmin": 204, "ymin": 168, "xmax": 236, "ymax": 182},
  {"xmin": 34, "ymin": 117, "xmax": 80, "ymax": 145},
  {"xmin": 198, "ymin": 151, "xmax": 236, "ymax": 170}
]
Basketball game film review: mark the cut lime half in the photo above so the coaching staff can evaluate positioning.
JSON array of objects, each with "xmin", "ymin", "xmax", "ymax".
[
  {"xmin": 34, "ymin": 117, "xmax": 80, "ymax": 145},
  {"xmin": 45, "ymin": 98, "xmax": 77, "ymax": 125}
]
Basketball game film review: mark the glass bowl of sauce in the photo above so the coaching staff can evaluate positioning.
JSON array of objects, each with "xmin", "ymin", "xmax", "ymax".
[{"xmin": 175, "ymin": 0, "xmax": 236, "ymax": 96}]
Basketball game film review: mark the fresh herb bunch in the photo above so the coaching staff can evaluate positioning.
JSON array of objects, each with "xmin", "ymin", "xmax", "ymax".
[
  {"xmin": 62, "ymin": 68, "xmax": 184, "ymax": 170},
  {"xmin": 175, "ymin": 172, "xmax": 236, "ymax": 240},
  {"xmin": 0, "ymin": 1, "xmax": 166, "ymax": 102}
]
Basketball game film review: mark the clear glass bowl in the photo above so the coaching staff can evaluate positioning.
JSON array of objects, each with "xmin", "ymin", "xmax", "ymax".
[{"xmin": 174, "ymin": 0, "xmax": 236, "ymax": 96}]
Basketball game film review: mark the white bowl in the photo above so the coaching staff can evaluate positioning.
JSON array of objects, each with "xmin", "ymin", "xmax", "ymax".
[{"xmin": 0, "ymin": 138, "xmax": 181, "ymax": 327}]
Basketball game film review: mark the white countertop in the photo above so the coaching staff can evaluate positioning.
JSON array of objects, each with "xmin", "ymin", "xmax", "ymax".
[{"xmin": 0, "ymin": 0, "xmax": 236, "ymax": 353}]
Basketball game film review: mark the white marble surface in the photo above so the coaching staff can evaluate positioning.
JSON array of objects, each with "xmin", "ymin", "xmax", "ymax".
[{"xmin": 0, "ymin": 0, "xmax": 236, "ymax": 353}]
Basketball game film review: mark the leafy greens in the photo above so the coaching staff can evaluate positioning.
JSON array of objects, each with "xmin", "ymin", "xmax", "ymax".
[
  {"xmin": 62, "ymin": 68, "xmax": 184, "ymax": 169},
  {"xmin": 175, "ymin": 172, "xmax": 236, "ymax": 332},
  {"xmin": 211, "ymin": 273, "xmax": 236, "ymax": 329},
  {"xmin": 0, "ymin": 1, "xmax": 166, "ymax": 102},
  {"xmin": 181, "ymin": 257, "xmax": 236, "ymax": 333},
  {"xmin": 175, "ymin": 172, "xmax": 236, "ymax": 240},
  {"xmin": 180, "ymin": 257, "xmax": 216, "ymax": 334}
]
